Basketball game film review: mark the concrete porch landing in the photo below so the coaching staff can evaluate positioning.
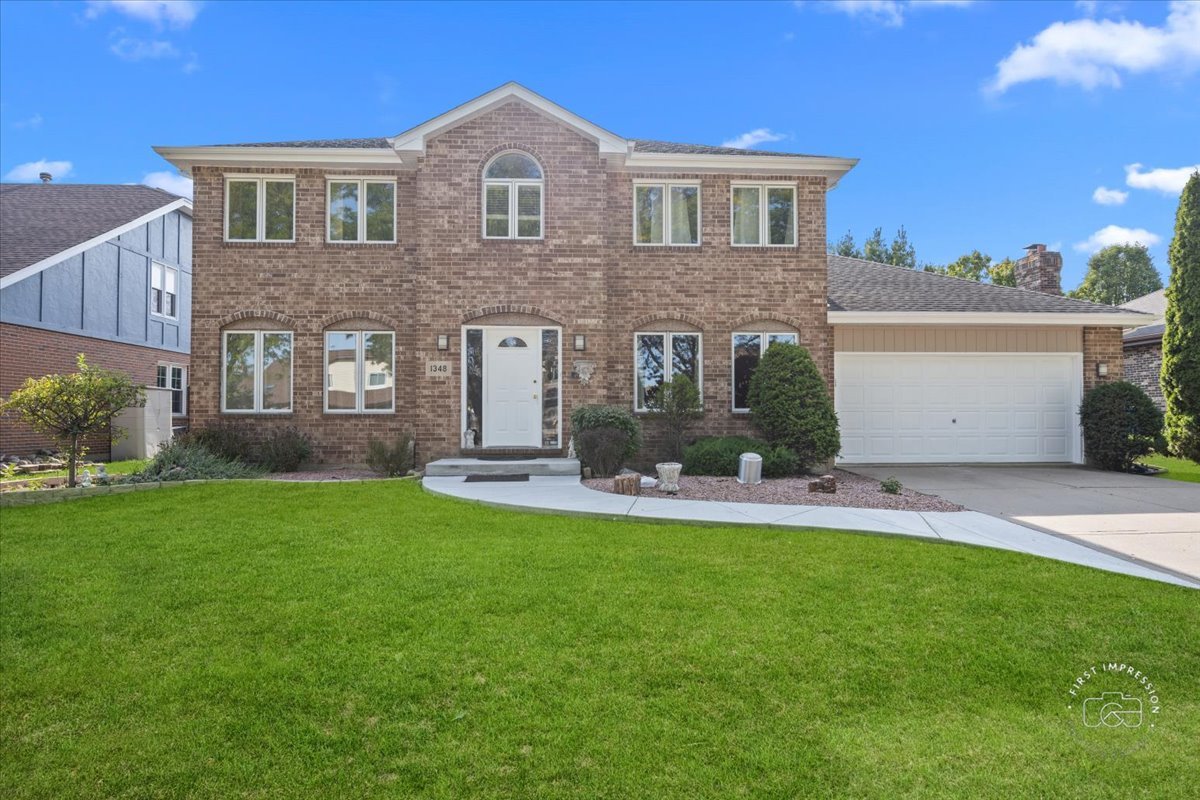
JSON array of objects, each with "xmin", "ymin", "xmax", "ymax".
[{"xmin": 425, "ymin": 457, "xmax": 581, "ymax": 478}]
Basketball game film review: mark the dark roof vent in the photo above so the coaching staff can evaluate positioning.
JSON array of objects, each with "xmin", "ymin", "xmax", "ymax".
[{"xmin": 38, "ymin": 172, "xmax": 52, "ymax": 184}]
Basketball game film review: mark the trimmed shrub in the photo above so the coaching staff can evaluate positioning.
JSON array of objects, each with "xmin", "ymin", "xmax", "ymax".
[
  {"xmin": 367, "ymin": 434, "xmax": 415, "ymax": 477},
  {"xmin": 683, "ymin": 436, "xmax": 800, "ymax": 478},
  {"xmin": 644, "ymin": 375, "xmax": 702, "ymax": 462},
  {"xmin": 746, "ymin": 342, "xmax": 840, "ymax": 466},
  {"xmin": 570, "ymin": 405, "xmax": 642, "ymax": 477},
  {"xmin": 131, "ymin": 441, "xmax": 261, "ymax": 483},
  {"xmin": 188, "ymin": 421, "xmax": 254, "ymax": 463},
  {"xmin": 257, "ymin": 427, "xmax": 312, "ymax": 472},
  {"xmin": 1079, "ymin": 381, "xmax": 1165, "ymax": 471}
]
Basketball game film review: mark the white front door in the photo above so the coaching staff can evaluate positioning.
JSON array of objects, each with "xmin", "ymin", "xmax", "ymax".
[{"xmin": 483, "ymin": 328, "xmax": 543, "ymax": 447}]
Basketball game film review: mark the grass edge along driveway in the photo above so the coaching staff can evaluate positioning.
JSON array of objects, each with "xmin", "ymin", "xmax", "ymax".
[{"xmin": 2, "ymin": 480, "xmax": 1196, "ymax": 799}]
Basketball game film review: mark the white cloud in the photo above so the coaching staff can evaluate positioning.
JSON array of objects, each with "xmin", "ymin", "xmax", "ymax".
[
  {"xmin": 987, "ymin": 1, "xmax": 1200, "ymax": 94},
  {"xmin": 808, "ymin": 0, "xmax": 972, "ymax": 28},
  {"xmin": 1124, "ymin": 162, "xmax": 1200, "ymax": 194},
  {"xmin": 721, "ymin": 128, "xmax": 788, "ymax": 149},
  {"xmin": 86, "ymin": 1, "xmax": 201, "ymax": 29},
  {"xmin": 1092, "ymin": 186, "xmax": 1128, "ymax": 205},
  {"xmin": 4, "ymin": 159, "xmax": 74, "ymax": 182},
  {"xmin": 142, "ymin": 171, "xmax": 193, "ymax": 199},
  {"xmin": 111, "ymin": 36, "xmax": 179, "ymax": 60},
  {"xmin": 11, "ymin": 113, "xmax": 43, "ymax": 130},
  {"xmin": 1074, "ymin": 224, "xmax": 1162, "ymax": 253}
]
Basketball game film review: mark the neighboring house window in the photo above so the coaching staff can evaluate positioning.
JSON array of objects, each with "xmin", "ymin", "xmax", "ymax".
[
  {"xmin": 483, "ymin": 152, "xmax": 543, "ymax": 239},
  {"xmin": 634, "ymin": 331, "xmax": 702, "ymax": 412},
  {"xmin": 221, "ymin": 331, "xmax": 293, "ymax": 413},
  {"xmin": 731, "ymin": 184, "xmax": 796, "ymax": 246},
  {"xmin": 324, "ymin": 331, "xmax": 395, "ymax": 413},
  {"xmin": 225, "ymin": 176, "xmax": 295, "ymax": 242},
  {"xmin": 731, "ymin": 332, "xmax": 798, "ymax": 411},
  {"xmin": 150, "ymin": 262, "xmax": 179, "ymax": 319},
  {"xmin": 634, "ymin": 183, "xmax": 700, "ymax": 246},
  {"xmin": 156, "ymin": 363, "xmax": 187, "ymax": 416},
  {"xmin": 327, "ymin": 178, "xmax": 396, "ymax": 243}
]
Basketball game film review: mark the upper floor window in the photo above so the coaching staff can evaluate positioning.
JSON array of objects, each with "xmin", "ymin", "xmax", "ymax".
[
  {"xmin": 324, "ymin": 330, "xmax": 395, "ymax": 413},
  {"xmin": 225, "ymin": 176, "xmax": 294, "ymax": 242},
  {"xmin": 150, "ymin": 262, "xmax": 178, "ymax": 319},
  {"xmin": 731, "ymin": 184, "xmax": 796, "ymax": 247},
  {"xmin": 483, "ymin": 152, "xmax": 543, "ymax": 239},
  {"xmin": 634, "ymin": 183, "xmax": 700, "ymax": 246},
  {"xmin": 222, "ymin": 330, "xmax": 293, "ymax": 413},
  {"xmin": 328, "ymin": 178, "xmax": 396, "ymax": 243}
]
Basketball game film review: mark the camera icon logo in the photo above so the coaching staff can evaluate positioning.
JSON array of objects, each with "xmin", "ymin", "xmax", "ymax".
[{"xmin": 1083, "ymin": 692, "xmax": 1143, "ymax": 728}]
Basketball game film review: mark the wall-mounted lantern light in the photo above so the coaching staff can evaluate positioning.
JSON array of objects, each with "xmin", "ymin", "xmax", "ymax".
[
  {"xmin": 574, "ymin": 334, "xmax": 587, "ymax": 352},
  {"xmin": 437, "ymin": 334, "xmax": 450, "ymax": 351}
]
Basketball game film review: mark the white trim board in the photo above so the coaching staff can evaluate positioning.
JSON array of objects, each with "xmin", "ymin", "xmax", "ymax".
[
  {"xmin": 0, "ymin": 198, "xmax": 191, "ymax": 290},
  {"xmin": 828, "ymin": 311, "xmax": 1155, "ymax": 327}
]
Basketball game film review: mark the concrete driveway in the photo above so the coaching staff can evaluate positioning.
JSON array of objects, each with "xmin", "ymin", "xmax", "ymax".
[{"xmin": 847, "ymin": 465, "xmax": 1200, "ymax": 582}]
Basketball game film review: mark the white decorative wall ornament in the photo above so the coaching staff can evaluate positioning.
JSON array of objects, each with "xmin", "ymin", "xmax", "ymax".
[{"xmin": 573, "ymin": 360, "xmax": 595, "ymax": 385}]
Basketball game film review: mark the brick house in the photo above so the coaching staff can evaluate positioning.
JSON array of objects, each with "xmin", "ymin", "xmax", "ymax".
[
  {"xmin": 1, "ymin": 183, "xmax": 192, "ymax": 459},
  {"xmin": 1120, "ymin": 289, "xmax": 1166, "ymax": 410},
  {"xmin": 154, "ymin": 83, "xmax": 1150, "ymax": 467}
]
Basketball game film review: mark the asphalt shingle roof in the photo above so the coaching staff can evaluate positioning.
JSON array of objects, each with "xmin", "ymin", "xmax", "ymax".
[
  {"xmin": 630, "ymin": 139, "xmax": 833, "ymax": 159},
  {"xmin": 209, "ymin": 137, "xmax": 392, "ymax": 148},
  {"xmin": 0, "ymin": 184, "xmax": 183, "ymax": 279},
  {"xmin": 827, "ymin": 254, "xmax": 1138, "ymax": 315},
  {"xmin": 1123, "ymin": 323, "xmax": 1165, "ymax": 343}
]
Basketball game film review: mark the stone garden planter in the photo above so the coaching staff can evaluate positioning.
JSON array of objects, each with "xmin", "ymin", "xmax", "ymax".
[{"xmin": 655, "ymin": 462, "xmax": 682, "ymax": 494}]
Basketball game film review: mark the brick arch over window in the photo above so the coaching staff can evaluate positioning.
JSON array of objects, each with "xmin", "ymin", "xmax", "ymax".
[
  {"xmin": 630, "ymin": 313, "xmax": 705, "ymax": 332},
  {"xmin": 319, "ymin": 310, "xmax": 400, "ymax": 330},
  {"xmin": 217, "ymin": 309, "xmax": 296, "ymax": 329},
  {"xmin": 461, "ymin": 304, "xmax": 565, "ymax": 326},
  {"xmin": 730, "ymin": 313, "xmax": 806, "ymax": 331},
  {"xmin": 477, "ymin": 142, "xmax": 547, "ymax": 173}
]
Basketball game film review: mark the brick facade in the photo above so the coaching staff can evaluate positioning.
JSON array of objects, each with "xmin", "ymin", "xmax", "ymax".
[
  {"xmin": 0, "ymin": 322, "xmax": 189, "ymax": 458},
  {"xmin": 187, "ymin": 101, "xmax": 831, "ymax": 465},
  {"xmin": 1082, "ymin": 326, "xmax": 1124, "ymax": 393},
  {"xmin": 1123, "ymin": 339, "xmax": 1164, "ymax": 409}
]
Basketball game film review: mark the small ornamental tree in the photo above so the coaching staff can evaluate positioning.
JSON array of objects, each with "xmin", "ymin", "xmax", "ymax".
[
  {"xmin": 1162, "ymin": 170, "xmax": 1200, "ymax": 461},
  {"xmin": 645, "ymin": 374, "xmax": 702, "ymax": 462},
  {"xmin": 746, "ymin": 342, "xmax": 840, "ymax": 467},
  {"xmin": 0, "ymin": 354, "xmax": 144, "ymax": 486},
  {"xmin": 1079, "ymin": 382, "xmax": 1164, "ymax": 472}
]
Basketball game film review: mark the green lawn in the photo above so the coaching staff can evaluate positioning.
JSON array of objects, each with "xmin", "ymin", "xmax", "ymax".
[
  {"xmin": 2, "ymin": 482, "xmax": 1196, "ymax": 798},
  {"xmin": 1140, "ymin": 454, "xmax": 1200, "ymax": 483}
]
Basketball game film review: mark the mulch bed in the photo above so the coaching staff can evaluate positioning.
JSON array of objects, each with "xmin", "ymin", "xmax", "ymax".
[{"xmin": 583, "ymin": 469, "xmax": 962, "ymax": 512}]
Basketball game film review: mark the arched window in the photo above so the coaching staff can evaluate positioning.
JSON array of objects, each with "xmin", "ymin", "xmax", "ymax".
[{"xmin": 483, "ymin": 151, "xmax": 543, "ymax": 239}]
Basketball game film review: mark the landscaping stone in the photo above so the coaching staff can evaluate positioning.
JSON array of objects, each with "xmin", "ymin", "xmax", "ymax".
[{"xmin": 808, "ymin": 474, "xmax": 837, "ymax": 493}]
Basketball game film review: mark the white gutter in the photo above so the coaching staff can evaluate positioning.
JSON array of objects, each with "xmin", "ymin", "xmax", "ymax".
[{"xmin": 153, "ymin": 146, "xmax": 403, "ymax": 176}]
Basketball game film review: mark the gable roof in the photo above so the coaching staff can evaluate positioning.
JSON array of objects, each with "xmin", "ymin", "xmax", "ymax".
[
  {"xmin": 1120, "ymin": 288, "xmax": 1166, "ymax": 317},
  {"xmin": 827, "ymin": 255, "xmax": 1154, "ymax": 325},
  {"xmin": 0, "ymin": 183, "xmax": 189, "ymax": 287}
]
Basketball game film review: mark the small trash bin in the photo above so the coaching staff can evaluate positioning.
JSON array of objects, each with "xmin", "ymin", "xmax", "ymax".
[{"xmin": 737, "ymin": 452, "xmax": 763, "ymax": 485}]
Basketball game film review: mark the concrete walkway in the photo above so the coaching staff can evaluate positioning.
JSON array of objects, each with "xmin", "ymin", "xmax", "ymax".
[{"xmin": 422, "ymin": 475, "xmax": 1198, "ymax": 589}]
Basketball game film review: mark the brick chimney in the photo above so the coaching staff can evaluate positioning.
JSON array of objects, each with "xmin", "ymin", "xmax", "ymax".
[{"xmin": 1016, "ymin": 243, "xmax": 1062, "ymax": 295}]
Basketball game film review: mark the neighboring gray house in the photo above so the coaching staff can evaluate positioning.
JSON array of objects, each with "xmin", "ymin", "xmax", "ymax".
[
  {"xmin": 1120, "ymin": 289, "xmax": 1166, "ymax": 410},
  {"xmin": 0, "ymin": 182, "xmax": 192, "ymax": 457}
]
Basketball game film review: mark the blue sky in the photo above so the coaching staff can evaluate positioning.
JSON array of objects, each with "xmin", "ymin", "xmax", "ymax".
[{"xmin": 1, "ymin": 0, "xmax": 1197, "ymax": 288}]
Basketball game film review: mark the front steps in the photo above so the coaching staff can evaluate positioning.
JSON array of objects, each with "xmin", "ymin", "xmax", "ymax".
[{"xmin": 425, "ymin": 457, "xmax": 581, "ymax": 478}]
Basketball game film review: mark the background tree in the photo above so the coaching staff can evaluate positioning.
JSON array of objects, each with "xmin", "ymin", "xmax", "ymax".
[
  {"xmin": 1162, "ymin": 170, "xmax": 1200, "ymax": 461},
  {"xmin": 888, "ymin": 226, "xmax": 916, "ymax": 269},
  {"xmin": 989, "ymin": 257, "xmax": 1017, "ymax": 287},
  {"xmin": 1069, "ymin": 243, "xmax": 1163, "ymax": 305},
  {"xmin": 862, "ymin": 227, "xmax": 889, "ymax": 263},
  {"xmin": 945, "ymin": 250, "xmax": 992, "ymax": 282},
  {"xmin": 1, "ymin": 355, "xmax": 144, "ymax": 487},
  {"xmin": 830, "ymin": 230, "xmax": 861, "ymax": 258}
]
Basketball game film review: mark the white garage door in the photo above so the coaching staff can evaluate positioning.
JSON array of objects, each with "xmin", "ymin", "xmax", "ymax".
[{"xmin": 835, "ymin": 353, "xmax": 1082, "ymax": 464}]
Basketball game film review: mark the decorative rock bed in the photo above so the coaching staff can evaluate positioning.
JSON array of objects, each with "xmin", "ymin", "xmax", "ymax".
[{"xmin": 584, "ymin": 469, "xmax": 962, "ymax": 512}]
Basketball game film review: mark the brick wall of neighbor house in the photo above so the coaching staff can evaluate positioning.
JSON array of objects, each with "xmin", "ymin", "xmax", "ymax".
[
  {"xmin": 187, "ymin": 101, "xmax": 832, "ymax": 465},
  {"xmin": 1082, "ymin": 326, "xmax": 1124, "ymax": 393},
  {"xmin": 1124, "ymin": 340, "xmax": 1164, "ymax": 409},
  {"xmin": 0, "ymin": 322, "xmax": 188, "ymax": 458}
]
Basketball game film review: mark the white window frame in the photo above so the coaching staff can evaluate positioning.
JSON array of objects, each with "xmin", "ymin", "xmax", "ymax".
[
  {"xmin": 150, "ymin": 261, "xmax": 179, "ymax": 320},
  {"xmin": 730, "ymin": 331, "xmax": 799, "ymax": 412},
  {"xmin": 325, "ymin": 177, "xmax": 398, "ymax": 244},
  {"xmin": 632, "ymin": 181, "xmax": 702, "ymax": 247},
  {"xmin": 730, "ymin": 183, "xmax": 797, "ymax": 248},
  {"xmin": 323, "ymin": 330, "xmax": 396, "ymax": 414},
  {"xmin": 156, "ymin": 362, "xmax": 187, "ymax": 416},
  {"xmin": 481, "ymin": 151, "xmax": 544, "ymax": 241},
  {"xmin": 633, "ymin": 330, "xmax": 704, "ymax": 413},
  {"xmin": 223, "ymin": 175, "xmax": 296, "ymax": 243},
  {"xmin": 220, "ymin": 330, "xmax": 293, "ymax": 414}
]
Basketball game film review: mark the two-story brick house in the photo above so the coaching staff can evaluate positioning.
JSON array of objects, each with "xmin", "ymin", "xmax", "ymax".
[{"xmin": 156, "ymin": 83, "xmax": 1149, "ymax": 467}]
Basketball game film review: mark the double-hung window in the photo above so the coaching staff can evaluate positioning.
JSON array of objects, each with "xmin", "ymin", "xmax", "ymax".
[
  {"xmin": 731, "ymin": 184, "xmax": 796, "ymax": 246},
  {"xmin": 325, "ymin": 331, "xmax": 395, "ymax": 413},
  {"xmin": 635, "ymin": 331, "xmax": 702, "ymax": 412},
  {"xmin": 634, "ymin": 182, "xmax": 700, "ymax": 245},
  {"xmin": 221, "ymin": 331, "xmax": 293, "ymax": 413},
  {"xmin": 327, "ymin": 178, "xmax": 396, "ymax": 243},
  {"xmin": 150, "ymin": 262, "xmax": 179, "ymax": 319},
  {"xmin": 732, "ymin": 332, "xmax": 798, "ymax": 411},
  {"xmin": 225, "ymin": 176, "xmax": 295, "ymax": 242},
  {"xmin": 483, "ymin": 152, "xmax": 543, "ymax": 239},
  {"xmin": 156, "ymin": 363, "xmax": 187, "ymax": 416}
]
